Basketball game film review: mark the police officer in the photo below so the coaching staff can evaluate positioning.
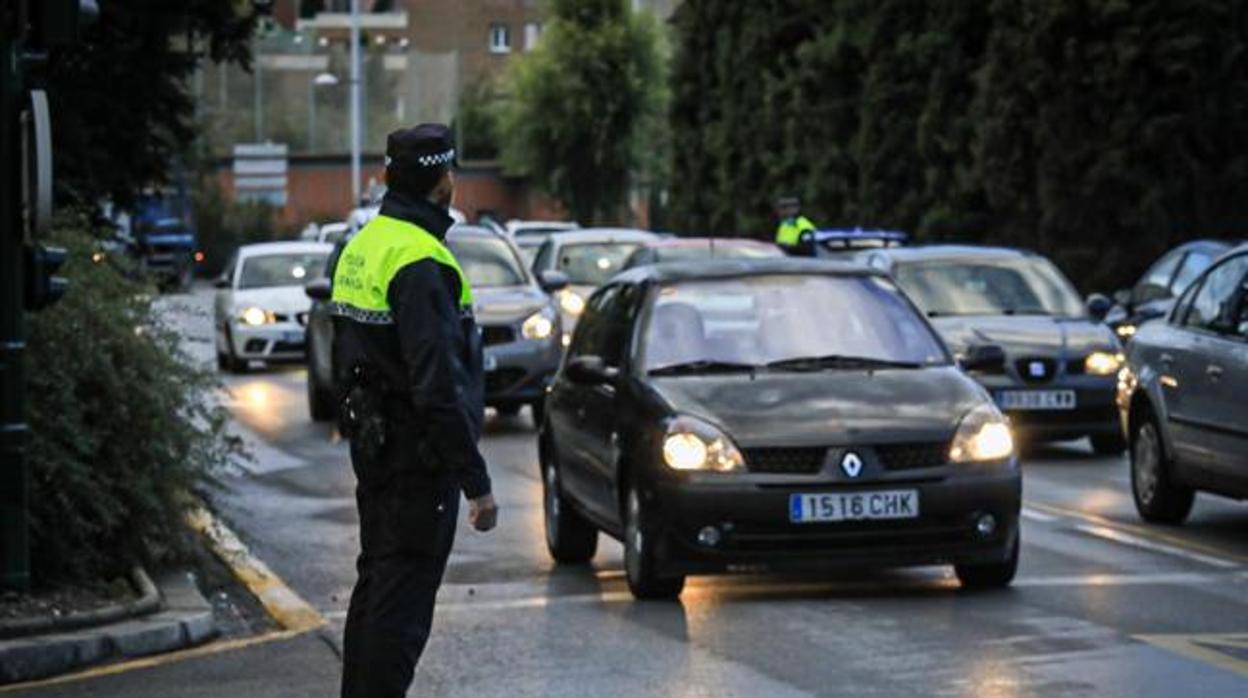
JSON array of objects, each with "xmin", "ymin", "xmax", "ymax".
[
  {"xmin": 332, "ymin": 123, "xmax": 498, "ymax": 698},
  {"xmin": 774, "ymin": 196, "xmax": 817, "ymax": 256}
]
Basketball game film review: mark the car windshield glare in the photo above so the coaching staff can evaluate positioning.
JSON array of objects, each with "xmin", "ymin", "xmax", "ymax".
[
  {"xmin": 558, "ymin": 243, "xmax": 642, "ymax": 285},
  {"xmin": 237, "ymin": 253, "xmax": 328, "ymax": 290},
  {"xmin": 450, "ymin": 236, "xmax": 527, "ymax": 288},
  {"xmin": 893, "ymin": 257, "xmax": 1085, "ymax": 317},
  {"xmin": 642, "ymin": 274, "xmax": 948, "ymax": 372}
]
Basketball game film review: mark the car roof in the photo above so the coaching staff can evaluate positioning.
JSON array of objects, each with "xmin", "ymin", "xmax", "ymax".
[
  {"xmin": 448, "ymin": 224, "xmax": 506, "ymax": 240},
  {"xmin": 643, "ymin": 237, "xmax": 775, "ymax": 249},
  {"xmin": 1176, "ymin": 239, "xmax": 1237, "ymax": 255},
  {"xmin": 611, "ymin": 258, "xmax": 882, "ymax": 284},
  {"xmin": 862, "ymin": 244, "xmax": 1038, "ymax": 263},
  {"xmin": 238, "ymin": 241, "xmax": 334, "ymax": 257},
  {"xmin": 545, "ymin": 228, "xmax": 659, "ymax": 245}
]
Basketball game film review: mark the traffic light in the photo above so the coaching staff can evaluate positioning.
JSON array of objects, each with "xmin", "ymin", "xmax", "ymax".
[{"xmin": 23, "ymin": 244, "xmax": 68, "ymax": 311}]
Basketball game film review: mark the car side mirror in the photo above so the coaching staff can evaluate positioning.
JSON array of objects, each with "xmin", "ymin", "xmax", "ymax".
[
  {"xmin": 213, "ymin": 276, "xmax": 231, "ymax": 289},
  {"xmin": 565, "ymin": 355, "xmax": 619, "ymax": 385},
  {"xmin": 1085, "ymin": 293, "xmax": 1113, "ymax": 321},
  {"xmin": 1112, "ymin": 288, "xmax": 1131, "ymax": 307},
  {"xmin": 959, "ymin": 344, "xmax": 1007, "ymax": 372},
  {"xmin": 304, "ymin": 277, "xmax": 332, "ymax": 301},
  {"xmin": 538, "ymin": 270, "xmax": 570, "ymax": 293}
]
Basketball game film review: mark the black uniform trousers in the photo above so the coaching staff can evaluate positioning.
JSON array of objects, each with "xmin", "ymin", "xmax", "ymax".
[{"xmin": 341, "ymin": 406, "xmax": 459, "ymax": 698}]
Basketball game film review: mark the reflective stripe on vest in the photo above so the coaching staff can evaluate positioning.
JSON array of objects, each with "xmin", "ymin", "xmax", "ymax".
[
  {"xmin": 330, "ymin": 214, "xmax": 473, "ymax": 324},
  {"xmin": 776, "ymin": 216, "xmax": 816, "ymax": 246}
]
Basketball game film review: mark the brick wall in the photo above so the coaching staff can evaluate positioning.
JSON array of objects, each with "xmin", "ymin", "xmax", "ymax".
[{"xmin": 213, "ymin": 156, "xmax": 565, "ymax": 227}]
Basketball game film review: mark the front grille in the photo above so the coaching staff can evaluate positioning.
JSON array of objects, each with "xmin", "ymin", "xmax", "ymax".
[
  {"xmin": 744, "ymin": 447, "xmax": 827, "ymax": 474},
  {"xmin": 876, "ymin": 442, "xmax": 950, "ymax": 471},
  {"xmin": 1015, "ymin": 357, "xmax": 1058, "ymax": 383},
  {"xmin": 481, "ymin": 325, "xmax": 516, "ymax": 347},
  {"xmin": 272, "ymin": 341, "xmax": 304, "ymax": 352},
  {"xmin": 485, "ymin": 367, "xmax": 526, "ymax": 394}
]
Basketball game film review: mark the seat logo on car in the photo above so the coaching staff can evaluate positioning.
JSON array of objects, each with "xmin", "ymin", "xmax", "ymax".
[
  {"xmin": 1028, "ymin": 361, "xmax": 1047, "ymax": 378},
  {"xmin": 840, "ymin": 451, "xmax": 864, "ymax": 478}
]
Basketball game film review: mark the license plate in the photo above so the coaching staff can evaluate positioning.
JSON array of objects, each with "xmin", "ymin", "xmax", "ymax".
[
  {"xmin": 484, "ymin": 353, "xmax": 498, "ymax": 372},
  {"xmin": 995, "ymin": 389, "xmax": 1076, "ymax": 411},
  {"xmin": 789, "ymin": 490, "xmax": 919, "ymax": 524},
  {"xmin": 281, "ymin": 331, "xmax": 303, "ymax": 344}
]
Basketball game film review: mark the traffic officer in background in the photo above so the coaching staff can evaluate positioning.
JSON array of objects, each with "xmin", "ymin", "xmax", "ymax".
[
  {"xmin": 331, "ymin": 123, "xmax": 498, "ymax": 698},
  {"xmin": 774, "ymin": 195, "xmax": 818, "ymax": 256}
]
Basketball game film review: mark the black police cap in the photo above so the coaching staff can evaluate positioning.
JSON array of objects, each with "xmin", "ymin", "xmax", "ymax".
[{"xmin": 386, "ymin": 123, "xmax": 456, "ymax": 171}]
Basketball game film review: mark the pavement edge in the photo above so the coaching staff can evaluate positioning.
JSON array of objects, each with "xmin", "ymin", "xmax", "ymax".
[{"xmin": 186, "ymin": 506, "xmax": 326, "ymax": 633}]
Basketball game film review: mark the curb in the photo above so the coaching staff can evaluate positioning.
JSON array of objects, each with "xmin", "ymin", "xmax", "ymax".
[
  {"xmin": 186, "ymin": 506, "xmax": 325, "ymax": 633},
  {"xmin": 0, "ymin": 571, "xmax": 216, "ymax": 685},
  {"xmin": 0, "ymin": 567, "xmax": 160, "ymax": 640}
]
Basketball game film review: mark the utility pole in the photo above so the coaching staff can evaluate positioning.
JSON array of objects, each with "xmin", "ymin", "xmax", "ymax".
[{"xmin": 349, "ymin": 0, "xmax": 361, "ymax": 206}]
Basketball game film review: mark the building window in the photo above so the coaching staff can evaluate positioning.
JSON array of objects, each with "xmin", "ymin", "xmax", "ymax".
[
  {"xmin": 489, "ymin": 23, "xmax": 511, "ymax": 54},
  {"xmin": 524, "ymin": 22, "xmax": 542, "ymax": 51}
]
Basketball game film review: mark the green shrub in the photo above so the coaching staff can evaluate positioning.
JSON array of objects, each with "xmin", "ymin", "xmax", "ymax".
[{"xmin": 25, "ymin": 222, "xmax": 241, "ymax": 584}]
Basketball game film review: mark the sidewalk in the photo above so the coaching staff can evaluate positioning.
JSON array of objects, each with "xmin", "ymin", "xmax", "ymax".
[{"xmin": 0, "ymin": 571, "xmax": 216, "ymax": 685}]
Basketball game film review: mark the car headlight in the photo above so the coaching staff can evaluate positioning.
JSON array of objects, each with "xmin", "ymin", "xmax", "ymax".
[
  {"xmin": 662, "ymin": 416, "xmax": 746, "ymax": 472},
  {"xmin": 1085, "ymin": 350, "xmax": 1124, "ymax": 376},
  {"xmin": 522, "ymin": 307, "xmax": 557, "ymax": 340},
  {"xmin": 949, "ymin": 404, "xmax": 1014, "ymax": 463},
  {"xmin": 559, "ymin": 289, "xmax": 585, "ymax": 316},
  {"xmin": 239, "ymin": 307, "xmax": 274, "ymax": 326},
  {"xmin": 1115, "ymin": 324, "xmax": 1137, "ymax": 339}
]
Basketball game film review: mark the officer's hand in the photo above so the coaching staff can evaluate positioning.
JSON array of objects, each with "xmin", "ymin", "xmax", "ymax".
[{"xmin": 468, "ymin": 494, "xmax": 499, "ymax": 532}]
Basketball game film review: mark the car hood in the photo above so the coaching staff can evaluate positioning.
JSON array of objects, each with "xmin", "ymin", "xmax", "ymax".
[
  {"xmin": 930, "ymin": 315, "xmax": 1117, "ymax": 357},
  {"xmin": 472, "ymin": 285, "xmax": 549, "ymax": 324},
  {"xmin": 647, "ymin": 367, "xmax": 984, "ymax": 446},
  {"xmin": 230, "ymin": 286, "xmax": 313, "ymax": 315}
]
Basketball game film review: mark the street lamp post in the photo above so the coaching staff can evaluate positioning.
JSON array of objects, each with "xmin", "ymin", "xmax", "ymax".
[{"xmin": 349, "ymin": 0, "xmax": 362, "ymax": 205}]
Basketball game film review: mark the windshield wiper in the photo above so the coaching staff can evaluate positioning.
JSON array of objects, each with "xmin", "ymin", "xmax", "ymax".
[
  {"xmin": 648, "ymin": 360, "xmax": 760, "ymax": 377},
  {"xmin": 765, "ymin": 354, "xmax": 922, "ymax": 371}
]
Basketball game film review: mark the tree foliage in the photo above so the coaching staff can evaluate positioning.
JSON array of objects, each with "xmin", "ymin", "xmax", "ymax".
[
  {"xmin": 46, "ymin": 0, "xmax": 254, "ymax": 211},
  {"xmin": 27, "ymin": 222, "xmax": 241, "ymax": 584},
  {"xmin": 669, "ymin": 0, "xmax": 1248, "ymax": 290},
  {"xmin": 496, "ymin": 0, "xmax": 667, "ymax": 224}
]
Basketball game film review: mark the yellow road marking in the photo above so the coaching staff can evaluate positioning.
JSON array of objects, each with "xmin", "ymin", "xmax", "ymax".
[
  {"xmin": 0, "ymin": 630, "xmax": 307, "ymax": 694},
  {"xmin": 1136, "ymin": 633, "xmax": 1248, "ymax": 677},
  {"xmin": 186, "ymin": 507, "xmax": 327, "ymax": 632},
  {"xmin": 1023, "ymin": 500, "xmax": 1248, "ymax": 566}
]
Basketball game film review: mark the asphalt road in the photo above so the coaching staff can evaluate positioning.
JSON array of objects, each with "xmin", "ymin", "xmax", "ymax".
[{"xmin": 8, "ymin": 289, "xmax": 1248, "ymax": 697}]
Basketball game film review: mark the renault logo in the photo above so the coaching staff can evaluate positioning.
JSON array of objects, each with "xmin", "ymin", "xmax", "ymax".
[
  {"xmin": 840, "ymin": 451, "xmax": 864, "ymax": 478},
  {"xmin": 1028, "ymin": 361, "xmax": 1046, "ymax": 378}
]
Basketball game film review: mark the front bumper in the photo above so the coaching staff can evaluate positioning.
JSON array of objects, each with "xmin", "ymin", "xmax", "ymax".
[
  {"xmin": 647, "ymin": 466, "xmax": 1021, "ymax": 576},
  {"xmin": 483, "ymin": 336, "xmax": 562, "ymax": 406},
  {"xmin": 972, "ymin": 373, "xmax": 1119, "ymax": 441},
  {"xmin": 228, "ymin": 320, "xmax": 307, "ymax": 362}
]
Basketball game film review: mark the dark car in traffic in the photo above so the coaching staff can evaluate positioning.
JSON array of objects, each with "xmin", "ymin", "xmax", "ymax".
[
  {"xmin": 539, "ymin": 259, "xmax": 1021, "ymax": 599},
  {"xmin": 621, "ymin": 237, "xmax": 783, "ymax": 270},
  {"xmin": 855, "ymin": 246, "xmax": 1127, "ymax": 454},
  {"xmin": 305, "ymin": 225, "xmax": 568, "ymax": 424},
  {"xmin": 1106, "ymin": 240, "xmax": 1236, "ymax": 342},
  {"xmin": 1118, "ymin": 243, "xmax": 1248, "ymax": 524}
]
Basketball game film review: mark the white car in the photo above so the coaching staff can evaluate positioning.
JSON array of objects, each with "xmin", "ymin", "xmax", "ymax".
[{"xmin": 214, "ymin": 241, "xmax": 333, "ymax": 373}]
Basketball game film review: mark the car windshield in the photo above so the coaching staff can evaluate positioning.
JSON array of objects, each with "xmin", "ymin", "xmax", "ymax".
[
  {"xmin": 514, "ymin": 225, "xmax": 574, "ymax": 237},
  {"xmin": 558, "ymin": 242, "xmax": 642, "ymax": 285},
  {"xmin": 655, "ymin": 244, "xmax": 780, "ymax": 263},
  {"xmin": 449, "ymin": 235, "xmax": 528, "ymax": 288},
  {"xmin": 641, "ymin": 274, "xmax": 948, "ymax": 372},
  {"xmin": 237, "ymin": 252, "xmax": 328, "ymax": 290},
  {"xmin": 892, "ymin": 257, "xmax": 1085, "ymax": 317}
]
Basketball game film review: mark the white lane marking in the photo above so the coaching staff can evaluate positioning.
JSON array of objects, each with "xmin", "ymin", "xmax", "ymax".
[
  {"xmin": 317, "ymin": 570, "xmax": 1248, "ymax": 618},
  {"xmin": 1020, "ymin": 507, "xmax": 1059, "ymax": 523},
  {"xmin": 1074, "ymin": 523, "xmax": 1241, "ymax": 569}
]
